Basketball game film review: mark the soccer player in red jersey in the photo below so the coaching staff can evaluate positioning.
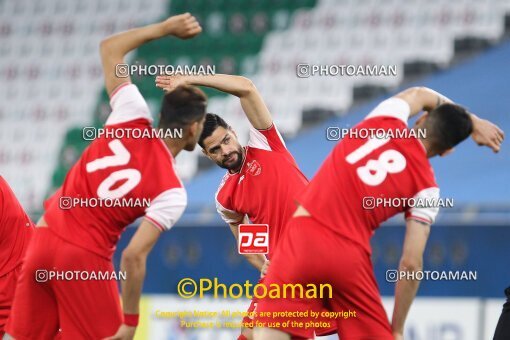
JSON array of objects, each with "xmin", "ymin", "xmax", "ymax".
[
  {"xmin": 0, "ymin": 176, "xmax": 34, "ymax": 337},
  {"xmin": 254, "ymin": 87, "xmax": 504, "ymax": 340},
  {"xmin": 5, "ymin": 14, "xmax": 206, "ymax": 340},
  {"xmin": 156, "ymin": 74, "xmax": 336, "ymax": 339}
]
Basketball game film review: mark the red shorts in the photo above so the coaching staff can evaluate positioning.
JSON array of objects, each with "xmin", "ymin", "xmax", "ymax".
[
  {"xmin": 0, "ymin": 264, "xmax": 22, "ymax": 337},
  {"xmin": 5, "ymin": 227, "xmax": 123, "ymax": 340},
  {"xmin": 255, "ymin": 216, "xmax": 392, "ymax": 339},
  {"xmin": 243, "ymin": 273, "xmax": 336, "ymax": 337}
]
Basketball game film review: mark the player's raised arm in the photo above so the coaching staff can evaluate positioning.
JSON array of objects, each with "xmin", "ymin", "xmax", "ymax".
[
  {"xmin": 156, "ymin": 74, "xmax": 273, "ymax": 130},
  {"xmin": 391, "ymin": 219, "xmax": 431, "ymax": 339},
  {"xmin": 100, "ymin": 13, "xmax": 202, "ymax": 97},
  {"xmin": 394, "ymin": 86, "xmax": 453, "ymax": 117},
  {"xmin": 395, "ymin": 87, "xmax": 504, "ymax": 152}
]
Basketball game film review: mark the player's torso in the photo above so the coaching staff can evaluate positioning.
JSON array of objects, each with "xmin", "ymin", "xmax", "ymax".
[
  {"xmin": 301, "ymin": 117, "xmax": 436, "ymax": 250},
  {"xmin": 346, "ymin": 118, "xmax": 433, "ymax": 223},
  {"xmin": 218, "ymin": 147, "xmax": 308, "ymax": 253},
  {"xmin": 45, "ymin": 120, "xmax": 176, "ymax": 257}
]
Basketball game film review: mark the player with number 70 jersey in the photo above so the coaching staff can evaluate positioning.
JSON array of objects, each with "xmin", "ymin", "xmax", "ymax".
[
  {"xmin": 5, "ymin": 14, "xmax": 207, "ymax": 340},
  {"xmin": 43, "ymin": 85, "xmax": 189, "ymax": 259}
]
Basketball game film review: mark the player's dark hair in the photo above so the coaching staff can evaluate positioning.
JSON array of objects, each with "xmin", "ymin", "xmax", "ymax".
[
  {"xmin": 158, "ymin": 85, "xmax": 207, "ymax": 129},
  {"xmin": 198, "ymin": 113, "xmax": 231, "ymax": 149},
  {"xmin": 424, "ymin": 103, "xmax": 473, "ymax": 153}
]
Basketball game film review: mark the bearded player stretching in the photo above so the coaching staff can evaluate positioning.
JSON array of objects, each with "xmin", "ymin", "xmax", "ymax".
[
  {"xmin": 156, "ymin": 74, "xmax": 337, "ymax": 340},
  {"xmin": 6, "ymin": 14, "xmax": 206, "ymax": 340},
  {"xmin": 254, "ymin": 87, "xmax": 504, "ymax": 340}
]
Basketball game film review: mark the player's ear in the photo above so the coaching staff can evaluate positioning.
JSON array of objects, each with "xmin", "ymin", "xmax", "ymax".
[
  {"xmin": 188, "ymin": 121, "xmax": 199, "ymax": 138},
  {"xmin": 439, "ymin": 148, "xmax": 455, "ymax": 157}
]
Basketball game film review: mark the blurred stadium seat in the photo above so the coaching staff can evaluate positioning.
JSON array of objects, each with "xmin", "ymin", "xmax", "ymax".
[
  {"xmin": 0, "ymin": 0, "xmax": 168, "ymax": 212},
  {"xmin": 3, "ymin": 0, "xmax": 507, "ymax": 211},
  {"xmin": 0, "ymin": 0, "xmax": 509, "ymax": 338}
]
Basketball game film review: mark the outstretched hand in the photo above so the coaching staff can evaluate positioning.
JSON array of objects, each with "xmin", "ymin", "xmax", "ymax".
[
  {"xmin": 471, "ymin": 116, "xmax": 505, "ymax": 153},
  {"xmin": 161, "ymin": 13, "xmax": 202, "ymax": 39},
  {"xmin": 155, "ymin": 75, "xmax": 188, "ymax": 93}
]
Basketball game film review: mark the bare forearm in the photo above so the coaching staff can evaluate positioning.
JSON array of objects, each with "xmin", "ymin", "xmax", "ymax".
[
  {"xmin": 101, "ymin": 13, "xmax": 201, "ymax": 97},
  {"xmin": 120, "ymin": 255, "xmax": 147, "ymax": 314},
  {"xmin": 101, "ymin": 23, "xmax": 165, "ymax": 61},
  {"xmin": 398, "ymin": 87, "xmax": 453, "ymax": 117},
  {"xmin": 184, "ymin": 74, "xmax": 255, "ymax": 97},
  {"xmin": 243, "ymin": 253, "xmax": 267, "ymax": 271},
  {"xmin": 185, "ymin": 74, "xmax": 272, "ymax": 129},
  {"xmin": 391, "ymin": 269, "xmax": 421, "ymax": 333}
]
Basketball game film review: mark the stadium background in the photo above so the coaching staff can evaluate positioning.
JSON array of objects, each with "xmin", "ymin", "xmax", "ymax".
[{"xmin": 1, "ymin": 0, "xmax": 509, "ymax": 339}]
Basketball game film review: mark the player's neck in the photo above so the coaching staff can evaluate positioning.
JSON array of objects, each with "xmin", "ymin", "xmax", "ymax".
[
  {"xmin": 163, "ymin": 139, "xmax": 184, "ymax": 158},
  {"xmin": 417, "ymin": 137, "xmax": 434, "ymax": 158}
]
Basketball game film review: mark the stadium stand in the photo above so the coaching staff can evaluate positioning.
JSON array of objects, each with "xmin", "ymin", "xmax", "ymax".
[
  {"xmin": 35, "ymin": 0, "xmax": 509, "ymax": 217},
  {"xmin": 183, "ymin": 36, "xmax": 510, "ymax": 223},
  {"xmin": 45, "ymin": 0, "xmax": 317, "ymax": 198},
  {"xmin": 113, "ymin": 36, "xmax": 510, "ymax": 340},
  {"xmin": 0, "ymin": 0, "xmax": 169, "ymax": 213},
  {"xmin": 0, "ymin": 0, "xmax": 509, "ymax": 339}
]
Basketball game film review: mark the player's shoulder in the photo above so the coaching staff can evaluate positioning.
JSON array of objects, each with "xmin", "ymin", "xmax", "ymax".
[
  {"xmin": 365, "ymin": 97, "xmax": 411, "ymax": 124},
  {"xmin": 0, "ymin": 176, "xmax": 8, "ymax": 192},
  {"xmin": 361, "ymin": 114, "xmax": 408, "ymax": 130},
  {"xmin": 216, "ymin": 172, "xmax": 233, "ymax": 196},
  {"xmin": 248, "ymin": 123, "xmax": 287, "ymax": 152},
  {"xmin": 106, "ymin": 83, "xmax": 153, "ymax": 126},
  {"xmin": 0, "ymin": 176, "xmax": 8, "ymax": 204}
]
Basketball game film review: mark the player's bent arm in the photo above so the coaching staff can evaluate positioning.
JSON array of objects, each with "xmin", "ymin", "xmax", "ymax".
[
  {"xmin": 105, "ymin": 220, "xmax": 161, "ymax": 340},
  {"xmin": 229, "ymin": 217, "xmax": 267, "ymax": 272},
  {"xmin": 394, "ymin": 87, "xmax": 453, "ymax": 118},
  {"xmin": 391, "ymin": 218, "xmax": 431, "ymax": 336},
  {"xmin": 100, "ymin": 13, "xmax": 202, "ymax": 97},
  {"xmin": 395, "ymin": 87, "xmax": 505, "ymax": 152},
  {"xmin": 156, "ymin": 74, "xmax": 273, "ymax": 130},
  {"xmin": 120, "ymin": 220, "xmax": 161, "ymax": 314}
]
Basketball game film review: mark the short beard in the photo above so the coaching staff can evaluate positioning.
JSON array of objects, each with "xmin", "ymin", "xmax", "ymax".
[{"xmin": 218, "ymin": 147, "xmax": 244, "ymax": 171}]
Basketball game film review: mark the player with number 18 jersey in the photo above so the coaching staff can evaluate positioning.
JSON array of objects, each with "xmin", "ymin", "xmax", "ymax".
[{"xmin": 256, "ymin": 97, "xmax": 441, "ymax": 339}]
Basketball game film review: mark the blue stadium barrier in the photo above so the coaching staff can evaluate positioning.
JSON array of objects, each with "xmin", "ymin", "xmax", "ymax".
[{"xmin": 114, "ymin": 224, "xmax": 510, "ymax": 297}]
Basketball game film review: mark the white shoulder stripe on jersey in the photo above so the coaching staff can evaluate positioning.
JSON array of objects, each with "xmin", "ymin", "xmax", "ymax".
[
  {"xmin": 215, "ymin": 193, "xmax": 245, "ymax": 225},
  {"xmin": 365, "ymin": 98, "xmax": 411, "ymax": 125},
  {"xmin": 106, "ymin": 84, "xmax": 153, "ymax": 126},
  {"xmin": 248, "ymin": 125, "xmax": 271, "ymax": 151},
  {"xmin": 406, "ymin": 187, "xmax": 440, "ymax": 225},
  {"xmin": 144, "ymin": 187, "xmax": 187, "ymax": 231},
  {"xmin": 215, "ymin": 178, "xmax": 244, "ymax": 225}
]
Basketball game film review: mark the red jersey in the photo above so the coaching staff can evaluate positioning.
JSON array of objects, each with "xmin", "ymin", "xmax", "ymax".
[
  {"xmin": 215, "ymin": 124, "xmax": 308, "ymax": 258},
  {"xmin": 0, "ymin": 176, "xmax": 34, "ymax": 277},
  {"xmin": 44, "ymin": 84, "xmax": 187, "ymax": 259},
  {"xmin": 299, "ymin": 98, "xmax": 440, "ymax": 255}
]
